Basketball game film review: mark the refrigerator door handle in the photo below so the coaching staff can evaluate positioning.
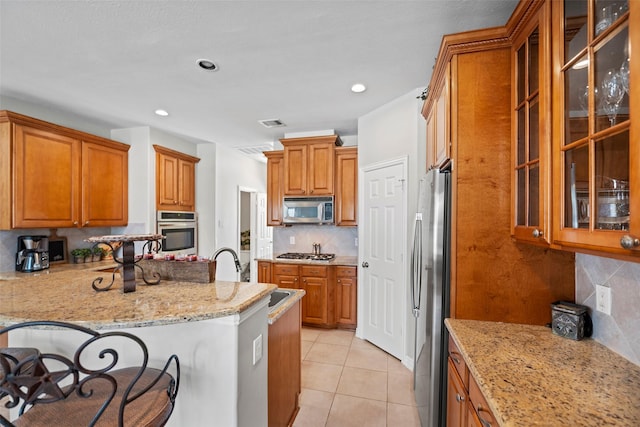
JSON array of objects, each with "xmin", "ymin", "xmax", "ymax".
[{"xmin": 411, "ymin": 213, "xmax": 423, "ymax": 317}]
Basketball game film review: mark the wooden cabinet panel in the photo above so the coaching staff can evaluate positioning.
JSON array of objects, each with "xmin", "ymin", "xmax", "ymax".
[
  {"xmin": 283, "ymin": 143, "xmax": 307, "ymax": 195},
  {"xmin": 512, "ymin": 1, "xmax": 551, "ymax": 245},
  {"xmin": 178, "ymin": 159, "xmax": 196, "ymax": 211},
  {"xmin": 447, "ymin": 358, "xmax": 468, "ymax": 427},
  {"xmin": 434, "ymin": 66, "xmax": 450, "ymax": 167},
  {"xmin": 335, "ymin": 147, "xmax": 358, "ymax": 226},
  {"xmin": 550, "ymin": 0, "xmax": 639, "ymax": 258},
  {"xmin": 268, "ymin": 300, "xmax": 301, "ymax": 427},
  {"xmin": 335, "ymin": 266, "xmax": 357, "ymax": 328},
  {"xmin": 0, "ymin": 111, "xmax": 130, "ymax": 230},
  {"xmin": 13, "ymin": 125, "xmax": 80, "ymax": 228},
  {"xmin": 301, "ymin": 276, "xmax": 328, "ymax": 325},
  {"xmin": 265, "ymin": 151, "xmax": 284, "ymax": 225},
  {"xmin": 424, "ymin": 64, "xmax": 450, "ymax": 169},
  {"xmin": 469, "ymin": 374, "xmax": 498, "ymax": 427},
  {"xmin": 154, "ymin": 145, "xmax": 200, "ymax": 212},
  {"xmin": 273, "ymin": 264, "xmax": 300, "ymax": 289},
  {"xmin": 281, "ymin": 136, "xmax": 339, "ymax": 196},
  {"xmin": 258, "ymin": 261, "xmax": 272, "ymax": 283},
  {"xmin": 82, "ymin": 141, "xmax": 128, "ymax": 227},
  {"xmin": 308, "ymin": 142, "xmax": 333, "ymax": 195}
]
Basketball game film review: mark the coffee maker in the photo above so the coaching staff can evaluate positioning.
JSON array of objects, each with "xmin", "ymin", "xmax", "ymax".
[{"xmin": 16, "ymin": 235, "xmax": 50, "ymax": 272}]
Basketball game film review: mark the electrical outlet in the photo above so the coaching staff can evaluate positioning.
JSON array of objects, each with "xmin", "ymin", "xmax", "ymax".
[
  {"xmin": 289, "ymin": 236, "xmax": 295, "ymax": 245},
  {"xmin": 596, "ymin": 284, "xmax": 612, "ymax": 315},
  {"xmin": 253, "ymin": 334, "xmax": 263, "ymax": 365}
]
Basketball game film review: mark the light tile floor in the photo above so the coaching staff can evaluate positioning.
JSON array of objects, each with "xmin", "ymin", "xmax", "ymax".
[{"xmin": 293, "ymin": 327, "xmax": 420, "ymax": 427}]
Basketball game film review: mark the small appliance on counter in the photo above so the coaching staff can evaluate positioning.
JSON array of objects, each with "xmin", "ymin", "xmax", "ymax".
[
  {"xmin": 551, "ymin": 301, "xmax": 593, "ymax": 341},
  {"xmin": 16, "ymin": 235, "xmax": 50, "ymax": 272}
]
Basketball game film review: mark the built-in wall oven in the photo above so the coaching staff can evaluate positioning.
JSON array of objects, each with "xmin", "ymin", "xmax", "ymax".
[{"xmin": 156, "ymin": 211, "xmax": 198, "ymax": 255}]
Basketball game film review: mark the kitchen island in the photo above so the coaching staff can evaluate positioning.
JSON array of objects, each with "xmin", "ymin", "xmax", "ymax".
[
  {"xmin": 0, "ymin": 266, "xmax": 278, "ymax": 426},
  {"xmin": 446, "ymin": 318, "xmax": 640, "ymax": 426}
]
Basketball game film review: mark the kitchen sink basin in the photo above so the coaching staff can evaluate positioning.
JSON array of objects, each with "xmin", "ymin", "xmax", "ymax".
[{"xmin": 269, "ymin": 289, "xmax": 294, "ymax": 311}]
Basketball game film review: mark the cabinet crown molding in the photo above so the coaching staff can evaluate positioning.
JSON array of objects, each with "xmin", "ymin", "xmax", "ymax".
[{"xmin": 153, "ymin": 144, "xmax": 200, "ymax": 163}]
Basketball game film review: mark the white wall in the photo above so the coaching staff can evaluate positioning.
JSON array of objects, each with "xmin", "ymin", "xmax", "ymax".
[
  {"xmin": 213, "ymin": 144, "xmax": 267, "ymax": 281},
  {"xmin": 357, "ymin": 87, "xmax": 426, "ymax": 366}
]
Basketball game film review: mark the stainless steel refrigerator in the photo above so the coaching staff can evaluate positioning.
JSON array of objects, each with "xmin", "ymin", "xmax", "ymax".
[{"xmin": 411, "ymin": 166, "xmax": 451, "ymax": 427}]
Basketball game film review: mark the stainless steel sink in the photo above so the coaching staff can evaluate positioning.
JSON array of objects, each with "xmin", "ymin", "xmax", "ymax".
[{"xmin": 269, "ymin": 289, "xmax": 294, "ymax": 312}]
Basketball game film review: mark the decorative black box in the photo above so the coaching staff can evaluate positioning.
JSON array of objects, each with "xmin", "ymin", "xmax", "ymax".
[{"xmin": 551, "ymin": 301, "xmax": 591, "ymax": 341}]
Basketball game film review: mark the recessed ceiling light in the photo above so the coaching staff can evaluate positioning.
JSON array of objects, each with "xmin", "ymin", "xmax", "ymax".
[
  {"xmin": 155, "ymin": 109, "xmax": 169, "ymax": 117},
  {"xmin": 197, "ymin": 59, "xmax": 218, "ymax": 71},
  {"xmin": 351, "ymin": 83, "xmax": 366, "ymax": 93}
]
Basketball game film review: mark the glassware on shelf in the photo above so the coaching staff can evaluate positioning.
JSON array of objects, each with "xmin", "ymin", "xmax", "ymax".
[
  {"xmin": 595, "ymin": 5, "xmax": 612, "ymax": 36},
  {"xmin": 600, "ymin": 68, "xmax": 625, "ymax": 126},
  {"xmin": 619, "ymin": 58, "xmax": 629, "ymax": 94}
]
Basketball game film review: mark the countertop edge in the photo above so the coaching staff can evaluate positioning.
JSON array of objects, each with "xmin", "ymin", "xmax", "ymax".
[{"xmin": 267, "ymin": 288, "xmax": 305, "ymax": 325}]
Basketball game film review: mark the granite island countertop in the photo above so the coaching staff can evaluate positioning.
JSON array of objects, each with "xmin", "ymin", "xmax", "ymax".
[
  {"xmin": 0, "ymin": 265, "xmax": 277, "ymax": 330},
  {"xmin": 446, "ymin": 318, "xmax": 640, "ymax": 426}
]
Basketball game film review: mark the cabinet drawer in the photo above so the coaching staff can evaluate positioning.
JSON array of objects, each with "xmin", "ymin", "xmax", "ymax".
[
  {"xmin": 448, "ymin": 336, "xmax": 468, "ymax": 388},
  {"xmin": 300, "ymin": 265, "xmax": 327, "ymax": 277},
  {"xmin": 469, "ymin": 375, "xmax": 498, "ymax": 427},
  {"xmin": 336, "ymin": 266, "xmax": 356, "ymax": 278},
  {"xmin": 273, "ymin": 263, "xmax": 299, "ymax": 276}
]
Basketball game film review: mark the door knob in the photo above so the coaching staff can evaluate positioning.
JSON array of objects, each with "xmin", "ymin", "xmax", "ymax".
[
  {"xmin": 620, "ymin": 235, "xmax": 640, "ymax": 249},
  {"xmin": 362, "ymin": 261, "xmax": 369, "ymax": 268}
]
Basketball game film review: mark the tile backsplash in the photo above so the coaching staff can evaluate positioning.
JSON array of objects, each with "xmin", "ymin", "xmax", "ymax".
[
  {"xmin": 273, "ymin": 226, "xmax": 358, "ymax": 256},
  {"xmin": 576, "ymin": 253, "xmax": 640, "ymax": 366},
  {"xmin": 0, "ymin": 224, "xmax": 146, "ymax": 272}
]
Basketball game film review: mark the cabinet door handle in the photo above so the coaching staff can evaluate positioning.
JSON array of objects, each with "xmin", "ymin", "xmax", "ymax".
[
  {"xmin": 450, "ymin": 351, "xmax": 461, "ymax": 365},
  {"xmin": 73, "ymin": 221, "xmax": 78, "ymax": 226},
  {"xmin": 477, "ymin": 405, "xmax": 492, "ymax": 427},
  {"xmin": 532, "ymin": 228, "xmax": 543, "ymax": 238},
  {"xmin": 337, "ymin": 279, "xmax": 341, "ymax": 283},
  {"xmin": 455, "ymin": 394, "xmax": 464, "ymax": 403},
  {"xmin": 84, "ymin": 221, "xmax": 90, "ymax": 226},
  {"xmin": 620, "ymin": 235, "xmax": 640, "ymax": 249}
]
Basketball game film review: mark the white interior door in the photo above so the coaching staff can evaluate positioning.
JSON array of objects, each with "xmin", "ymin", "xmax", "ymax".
[
  {"xmin": 254, "ymin": 192, "xmax": 272, "ymax": 281},
  {"xmin": 359, "ymin": 159, "xmax": 407, "ymax": 359}
]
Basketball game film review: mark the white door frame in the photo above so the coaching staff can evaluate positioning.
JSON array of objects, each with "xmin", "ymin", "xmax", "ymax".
[
  {"xmin": 237, "ymin": 186, "xmax": 257, "ymax": 282},
  {"xmin": 357, "ymin": 156, "xmax": 408, "ymax": 359}
]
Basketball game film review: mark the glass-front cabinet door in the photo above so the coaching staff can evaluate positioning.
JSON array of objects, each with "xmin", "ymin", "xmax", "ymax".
[
  {"xmin": 512, "ymin": 1, "xmax": 550, "ymax": 244},
  {"xmin": 552, "ymin": 0, "xmax": 638, "ymax": 255}
]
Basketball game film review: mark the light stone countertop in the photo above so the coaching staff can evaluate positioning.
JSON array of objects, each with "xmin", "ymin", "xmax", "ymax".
[
  {"xmin": 0, "ymin": 264, "xmax": 277, "ymax": 330},
  {"xmin": 256, "ymin": 256, "xmax": 358, "ymax": 267},
  {"xmin": 445, "ymin": 318, "xmax": 640, "ymax": 426}
]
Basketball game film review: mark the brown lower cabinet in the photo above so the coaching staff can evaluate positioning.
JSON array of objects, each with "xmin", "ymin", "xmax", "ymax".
[
  {"xmin": 447, "ymin": 336, "xmax": 496, "ymax": 427},
  {"xmin": 268, "ymin": 299, "xmax": 301, "ymax": 427},
  {"xmin": 258, "ymin": 261, "xmax": 357, "ymax": 329}
]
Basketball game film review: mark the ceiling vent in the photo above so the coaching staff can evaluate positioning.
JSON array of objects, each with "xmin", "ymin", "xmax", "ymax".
[
  {"xmin": 236, "ymin": 144, "xmax": 275, "ymax": 156},
  {"xmin": 258, "ymin": 119, "xmax": 286, "ymax": 128},
  {"xmin": 235, "ymin": 144, "xmax": 275, "ymax": 162}
]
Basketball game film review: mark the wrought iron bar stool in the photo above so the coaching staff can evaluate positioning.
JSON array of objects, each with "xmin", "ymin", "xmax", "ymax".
[{"xmin": 0, "ymin": 321, "xmax": 180, "ymax": 427}]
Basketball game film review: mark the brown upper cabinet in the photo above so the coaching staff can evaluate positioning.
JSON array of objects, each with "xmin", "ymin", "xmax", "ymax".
[
  {"xmin": 511, "ymin": 1, "xmax": 552, "ymax": 245},
  {"xmin": 0, "ymin": 111, "xmax": 129, "ymax": 229},
  {"xmin": 335, "ymin": 147, "xmax": 358, "ymax": 226},
  {"xmin": 154, "ymin": 145, "xmax": 200, "ymax": 212},
  {"xmin": 551, "ymin": 0, "xmax": 637, "ymax": 258},
  {"xmin": 282, "ymin": 135, "xmax": 341, "ymax": 196},
  {"xmin": 264, "ymin": 135, "xmax": 357, "ymax": 226},
  {"xmin": 265, "ymin": 151, "xmax": 284, "ymax": 226},
  {"xmin": 424, "ymin": 62, "xmax": 451, "ymax": 169}
]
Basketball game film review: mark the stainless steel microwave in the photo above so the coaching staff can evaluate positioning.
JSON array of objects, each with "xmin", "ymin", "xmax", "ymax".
[{"xmin": 282, "ymin": 196, "xmax": 334, "ymax": 224}]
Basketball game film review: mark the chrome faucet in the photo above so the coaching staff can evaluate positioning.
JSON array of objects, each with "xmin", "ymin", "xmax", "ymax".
[{"xmin": 211, "ymin": 247, "xmax": 242, "ymax": 272}]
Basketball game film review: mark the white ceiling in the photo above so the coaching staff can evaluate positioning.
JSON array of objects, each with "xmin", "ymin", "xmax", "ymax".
[{"xmin": 0, "ymin": 0, "xmax": 518, "ymax": 152}]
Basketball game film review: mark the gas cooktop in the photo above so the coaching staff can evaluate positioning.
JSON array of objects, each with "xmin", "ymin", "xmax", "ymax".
[{"xmin": 276, "ymin": 252, "xmax": 336, "ymax": 261}]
